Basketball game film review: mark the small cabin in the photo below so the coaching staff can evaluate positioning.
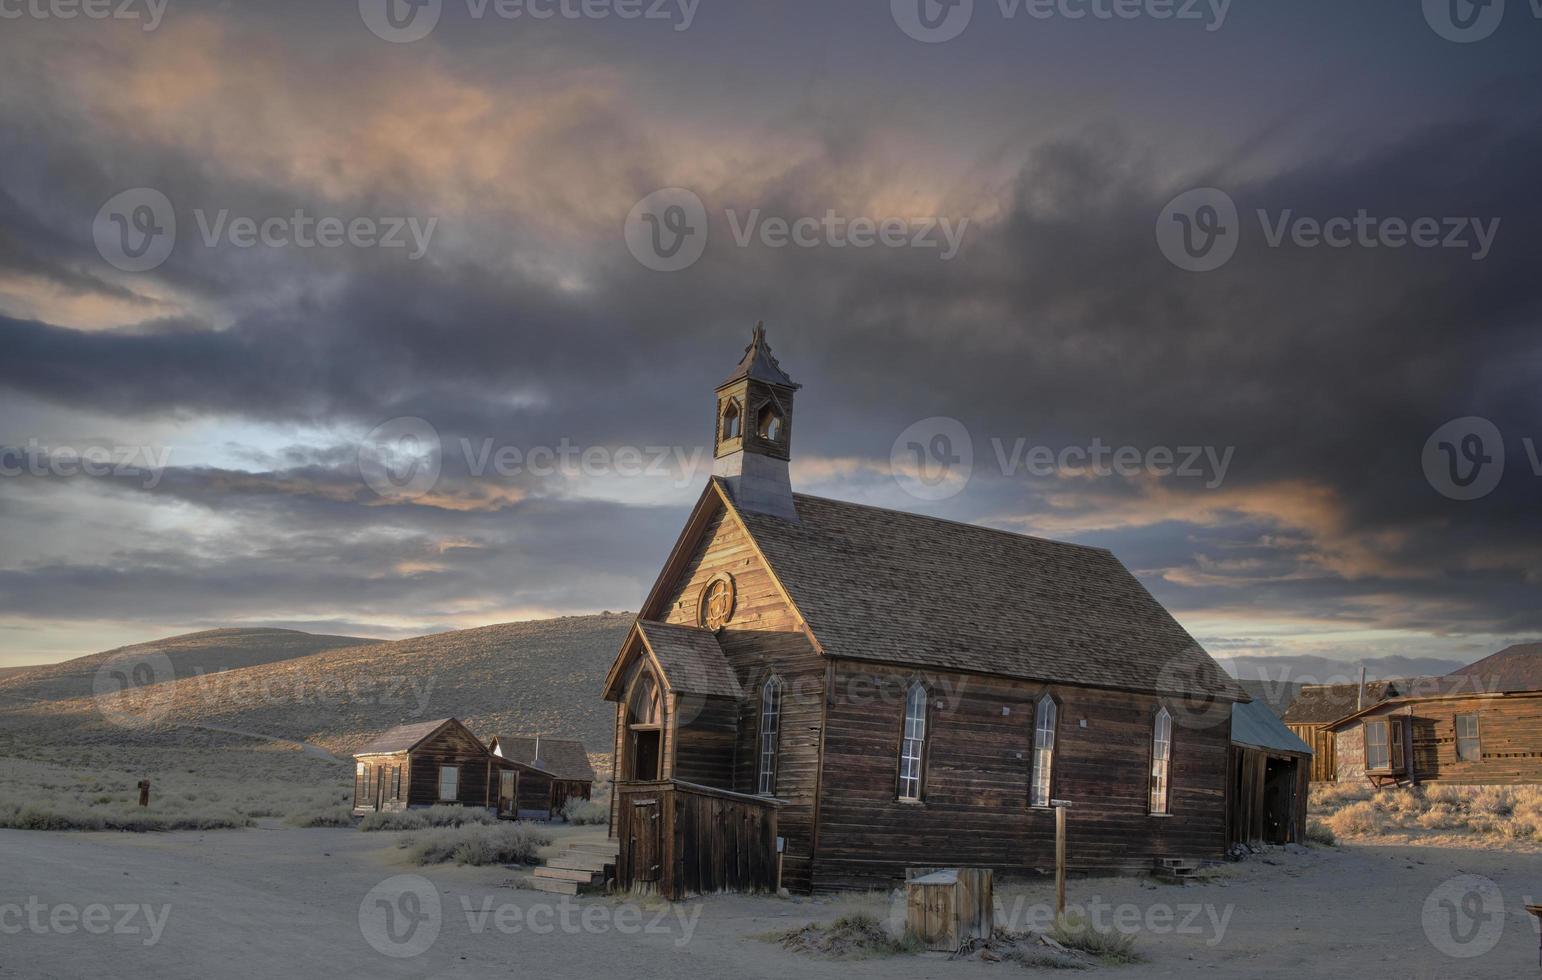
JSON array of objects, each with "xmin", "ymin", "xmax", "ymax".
[
  {"xmin": 353, "ymin": 718, "xmax": 499, "ymax": 815},
  {"xmin": 1226, "ymin": 700, "xmax": 1312, "ymax": 847},
  {"xmin": 488, "ymin": 735, "xmax": 596, "ymax": 820}
]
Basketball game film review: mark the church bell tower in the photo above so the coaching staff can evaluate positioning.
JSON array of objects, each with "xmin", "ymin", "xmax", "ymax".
[{"xmin": 712, "ymin": 323, "xmax": 799, "ymax": 521}]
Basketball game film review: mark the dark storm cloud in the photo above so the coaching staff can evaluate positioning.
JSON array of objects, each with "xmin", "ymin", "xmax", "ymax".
[{"xmin": 1, "ymin": 2, "xmax": 1539, "ymax": 661}]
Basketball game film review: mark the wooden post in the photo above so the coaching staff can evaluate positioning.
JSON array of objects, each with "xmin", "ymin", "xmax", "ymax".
[
  {"xmin": 775, "ymin": 836, "xmax": 785, "ymax": 893},
  {"xmin": 1051, "ymin": 799, "xmax": 1071, "ymax": 925},
  {"xmin": 137, "ymin": 780, "xmax": 151, "ymax": 807}
]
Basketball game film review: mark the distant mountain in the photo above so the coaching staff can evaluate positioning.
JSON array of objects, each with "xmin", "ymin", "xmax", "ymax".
[
  {"xmin": 0, "ymin": 615, "xmax": 634, "ymax": 760},
  {"xmin": 0, "ymin": 628, "xmax": 375, "ymax": 705}
]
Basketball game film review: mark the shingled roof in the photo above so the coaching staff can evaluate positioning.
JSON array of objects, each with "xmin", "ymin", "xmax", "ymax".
[
  {"xmin": 1281, "ymin": 680, "xmax": 1408, "ymax": 724},
  {"xmin": 356, "ymin": 718, "xmax": 461, "ymax": 755},
  {"xmin": 636, "ymin": 620, "xmax": 743, "ymax": 699},
  {"xmin": 1446, "ymin": 642, "xmax": 1542, "ymax": 695},
  {"xmin": 490, "ymin": 736, "xmax": 595, "ymax": 783},
  {"xmin": 731, "ymin": 488, "xmax": 1244, "ymax": 701}
]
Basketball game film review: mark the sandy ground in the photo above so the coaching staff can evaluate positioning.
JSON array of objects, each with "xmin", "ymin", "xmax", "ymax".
[{"xmin": 2, "ymin": 825, "xmax": 1538, "ymax": 980}]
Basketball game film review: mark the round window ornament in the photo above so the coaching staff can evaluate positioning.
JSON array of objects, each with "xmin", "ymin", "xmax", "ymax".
[{"xmin": 698, "ymin": 573, "xmax": 736, "ymax": 630}]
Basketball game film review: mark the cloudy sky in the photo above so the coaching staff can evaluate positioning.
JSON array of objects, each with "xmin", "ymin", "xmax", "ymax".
[{"xmin": 1, "ymin": 0, "xmax": 1538, "ymax": 674}]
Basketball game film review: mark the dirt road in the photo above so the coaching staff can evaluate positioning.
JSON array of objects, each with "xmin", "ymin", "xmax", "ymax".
[{"xmin": 1, "ymin": 825, "xmax": 1536, "ymax": 979}]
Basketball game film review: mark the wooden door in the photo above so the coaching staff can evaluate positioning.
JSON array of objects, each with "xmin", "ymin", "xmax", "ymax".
[
  {"xmin": 498, "ymin": 771, "xmax": 518, "ymax": 817},
  {"xmin": 631, "ymin": 799, "xmax": 662, "ymax": 882},
  {"xmin": 374, "ymin": 766, "xmax": 386, "ymax": 811}
]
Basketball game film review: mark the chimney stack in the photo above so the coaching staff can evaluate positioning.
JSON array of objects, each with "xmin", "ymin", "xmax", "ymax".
[{"xmin": 1357, "ymin": 666, "xmax": 1367, "ymax": 710}]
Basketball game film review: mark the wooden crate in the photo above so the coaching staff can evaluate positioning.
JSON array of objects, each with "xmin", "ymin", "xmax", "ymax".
[{"xmin": 904, "ymin": 868, "xmax": 992, "ymax": 951}]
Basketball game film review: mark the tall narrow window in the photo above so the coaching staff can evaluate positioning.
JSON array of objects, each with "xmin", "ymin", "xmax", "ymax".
[
  {"xmin": 1031, "ymin": 695, "xmax": 1057, "ymax": 807},
  {"xmin": 1149, "ymin": 707, "xmax": 1172, "ymax": 815},
  {"xmin": 355, "ymin": 763, "xmax": 367, "ymax": 806},
  {"xmin": 757, "ymin": 676, "xmax": 783, "ymax": 796},
  {"xmin": 391, "ymin": 766, "xmax": 402, "ymax": 801},
  {"xmin": 1364, "ymin": 719, "xmax": 1390, "ymax": 770},
  {"xmin": 898, "ymin": 682, "xmax": 928, "ymax": 801},
  {"xmin": 438, "ymin": 765, "xmax": 459, "ymax": 801},
  {"xmin": 1455, "ymin": 714, "xmax": 1481, "ymax": 762},
  {"xmin": 721, "ymin": 400, "xmax": 741, "ymax": 440}
]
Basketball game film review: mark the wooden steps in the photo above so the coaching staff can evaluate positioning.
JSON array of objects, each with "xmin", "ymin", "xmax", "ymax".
[
  {"xmin": 529, "ymin": 839, "xmax": 617, "ymax": 895},
  {"xmin": 1152, "ymin": 857, "xmax": 1202, "ymax": 884}
]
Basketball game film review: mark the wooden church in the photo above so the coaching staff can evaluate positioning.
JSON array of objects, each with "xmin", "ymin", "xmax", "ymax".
[{"xmin": 602, "ymin": 326, "xmax": 1246, "ymax": 896}]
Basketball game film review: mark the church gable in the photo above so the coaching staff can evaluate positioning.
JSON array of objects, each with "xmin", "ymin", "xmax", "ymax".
[{"xmin": 651, "ymin": 498, "xmax": 802, "ymax": 640}]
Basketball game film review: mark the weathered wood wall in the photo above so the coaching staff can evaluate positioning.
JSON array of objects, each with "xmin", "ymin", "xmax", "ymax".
[
  {"xmin": 1225, "ymin": 746, "xmax": 1309, "ymax": 846},
  {"xmin": 1336, "ymin": 695, "xmax": 1542, "ymax": 785},
  {"xmin": 1285, "ymin": 723, "xmax": 1337, "ymax": 782},
  {"xmin": 811, "ymin": 660, "xmax": 1231, "ymax": 891},
  {"xmin": 353, "ymin": 751, "xmax": 410, "ymax": 813},
  {"xmin": 403, "ymin": 724, "xmax": 495, "ymax": 809},
  {"xmin": 614, "ymin": 780, "xmax": 780, "ymax": 900},
  {"xmin": 650, "ymin": 506, "xmax": 824, "ymax": 893}
]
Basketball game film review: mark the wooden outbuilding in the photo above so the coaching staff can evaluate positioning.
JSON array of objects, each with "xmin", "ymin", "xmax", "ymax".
[
  {"xmin": 600, "ymin": 327, "xmax": 1247, "ymax": 895},
  {"xmin": 487, "ymin": 735, "xmax": 596, "ymax": 821},
  {"xmin": 353, "ymin": 718, "xmax": 503, "ymax": 816},
  {"xmin": 1281, "ymin": 677, "xmax": 1419, "ymax": 782},
  {"xmin": 1326, "ymin": 644, "xmax": 1542, "ymax": 786},
  {"xmin": 1226, "ymin": 700, "xmax": 1312, "ymax": 846}
]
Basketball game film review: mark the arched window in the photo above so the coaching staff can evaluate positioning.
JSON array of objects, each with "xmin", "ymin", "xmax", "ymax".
[
  {"xmin": 757, "ymin": 676, "xmax": 783, "ymax": 796},
  {"xmin": 721, "ymin": 400, "xmax": 742, "ymax": 441},
  {"xmin": 1030, "ymin": 694, "xmax": 1057, "ymax": 807},
  {"xmin": 628, "ymin": 671, "xmax": 660, "ymax": 726},
  {"xmin": 756, "ymin": 404, "xmax": 783, "ymax": 442},
  {"xmin": 897, "ymin": 681, "xmax": 929, "ymax": 801},
  {"xmin": 1150, "ymin": 707, "xmax": 1172, "ymax": 815}
]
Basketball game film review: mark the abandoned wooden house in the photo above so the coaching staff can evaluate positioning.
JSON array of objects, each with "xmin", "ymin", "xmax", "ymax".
[
  {"xmin": 487, "ymin": 735, "xmax": 596, "ymax": 820},
  {"xmin": 1326, "ymin": 644, "xmax": 1542, "ymax": 787},
  {"xmin": 600, "ymin": 326, "xmax": 1248, "ymax": 897},
  {"xmin": 1281, "ymin": 677, "xmax": 1417, "ymax": 782},
  {"xmin": 352, "ymin": 718, "xmax": 499, "ymax": 815},
  {"xmin": 1226, "ymin": 700, "xmax": 1311, "ymax": 847}
]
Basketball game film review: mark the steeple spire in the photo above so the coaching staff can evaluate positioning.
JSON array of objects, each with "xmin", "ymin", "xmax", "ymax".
[{"xmin": 712, "ymin": 323, "xmax": 799, "ymax": 521}]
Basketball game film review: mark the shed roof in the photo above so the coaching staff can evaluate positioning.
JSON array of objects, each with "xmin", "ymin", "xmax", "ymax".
[
  {"xmin": 489, "ymin": 736, "xmax": 595, "ymax": 782},
  {"xmin": 636, "ymin": 619, "xmax": 743, "ymax": 699},
  {"xmin": 356, "ymin": 718, "xmax": 463, "ymax": 755},
  {"xmin": 1231, "ymin": 700, "xmax": 1312, "ymax": 755},
  {"xmin": 732, "ymin": 486, "xmax": 1245, "ymax": 701}
]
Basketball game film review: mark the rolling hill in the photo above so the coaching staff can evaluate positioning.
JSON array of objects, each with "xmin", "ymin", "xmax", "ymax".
[
  {"xmin": 0, "ymin": 628, "xmax": 375, "ymax": 706},
  {"xmin": 0, "ymin": 614, "xmax": 634, "ymax": 762}
]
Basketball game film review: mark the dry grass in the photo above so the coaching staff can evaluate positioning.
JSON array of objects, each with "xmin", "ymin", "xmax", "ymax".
[
  {"xmin": 768, "ymin": 913, "xmax": 924, "ymax": 959},
  {"xmin": 560, "ymin": 797, "xmax": 608, "ymax": 825},
  {"xmin": 1046, "ymin": 915, "xmax": 1143, "ymax": 965},
  {"xmin": 358, "ymin": 805, "xmax": 499, "ymax": 832},
  {"xmin": 1311, "ymin": 783, "xmax": 1542, "ymax": 843},
  {"xmin": 401, "ymin": 822, "xmax": 551, "ymax": 866},
  {"xmin": 0, "ymin": 752, "xmax": 350, "ymax": 832}
]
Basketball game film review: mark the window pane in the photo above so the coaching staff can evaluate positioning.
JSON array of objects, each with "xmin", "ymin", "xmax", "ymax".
[
  {"xmin": 1150, "ymin": 709, "xmax": 1172, "ymax": 814},
  {"xmin": 759, "ymin": 678, "xmax": 782, "ymax": 796},
  {"xmin": 439, "ymin": 766, "xmax": 459, "ymax": 800},
  {"xmin": 899, "ymin": 684, "xmax": 926, "ymax": 801},
  {"xmin": 1031, "ymin": 698, "xmax": 1055, "ymax": 806}
]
